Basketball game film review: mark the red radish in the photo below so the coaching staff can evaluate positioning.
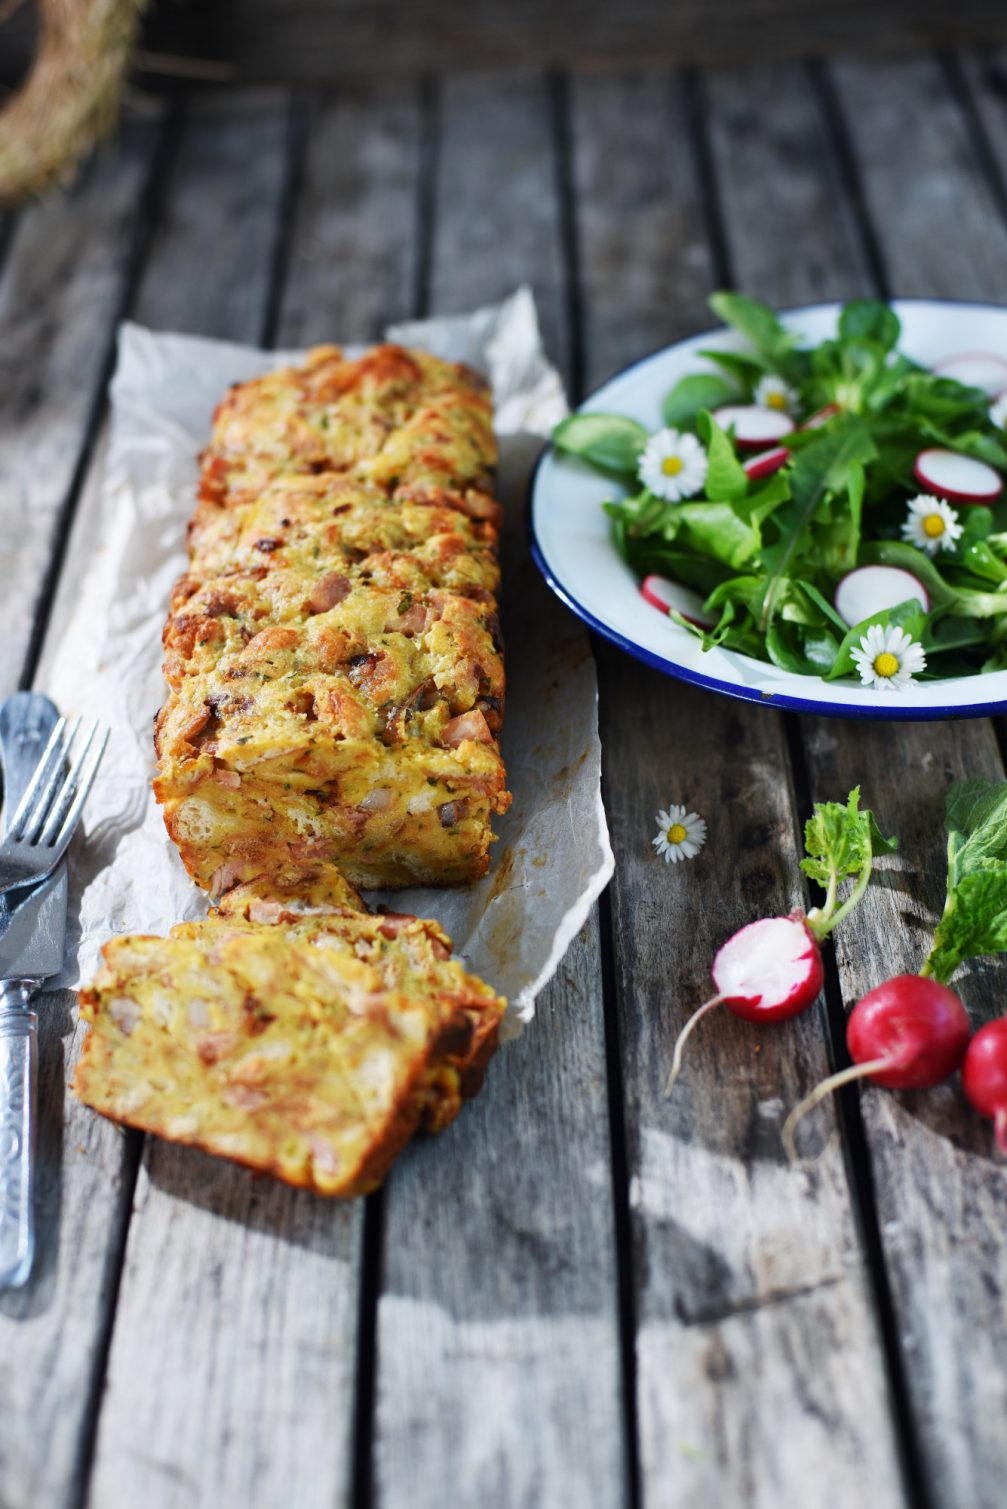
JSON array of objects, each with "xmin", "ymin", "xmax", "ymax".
[
  {"xmin": 962, "ymin": 1019, "xmax": 1007, "ymax": 1155},
  {"xmin": 933, "ymin": 351, "xmax": 1007, "ymax": 396},
  {"xmin": 834, "ymin": 564, "xmax": 929, "ymax": 628},
  {"xmin": 711, "ymin": 404, "xmax": 796, "ymax": 449},
  {"xmin": 666, "ymin": 915, "xmax": 823, "ymax": 1091},
  {"xmin": 802, "ymin": 403, "xmax": 841, "ymax": 430},
  {"xmin": 640, "ymin": 574, "xmax": 715, "ymax": 630},
  {"xmin": 743, "ymin": 446, "xmax": 789, "ymax": 480},
  {"xmin": 914, "ymin": 448, "xmax": 1002, "ymax": 504},
  {"xmin": 783, "ymin": 975, "xmax": 971, "ymax": 1160}
]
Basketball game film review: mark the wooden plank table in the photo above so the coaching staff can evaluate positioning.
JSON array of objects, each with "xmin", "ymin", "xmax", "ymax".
[{"xmin": 0, "ymin": 51, "xmax": 1005, "ymax": 1509}]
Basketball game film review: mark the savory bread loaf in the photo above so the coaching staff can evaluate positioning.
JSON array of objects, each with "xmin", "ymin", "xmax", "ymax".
[
  {"xmin": 153, "ymin": 344, "xmax": 510, "ymax": 896},
  {"xmin": 74, "ymin": 906, "xmax": 505, "ymax": 1195}
]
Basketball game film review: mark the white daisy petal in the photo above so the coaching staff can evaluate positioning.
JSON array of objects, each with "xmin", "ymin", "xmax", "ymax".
[
  {"xmin": 754, "ymin": 373, "xmax": 799, "ymax": 416},
  {"xmin": 638, "ymin": 429, "xmax": 708, "ymax": 502},
  {"xmin": 900, "ymin": 493, "xmax": 962, "ymax": 556},
  {"xmin": 850, "ymin": 621, "xmax": 926, "ymax": 692}
]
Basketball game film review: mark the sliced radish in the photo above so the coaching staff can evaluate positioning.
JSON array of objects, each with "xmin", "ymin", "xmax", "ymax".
[
  {"xmin": 914, "ymin": 448, "xmax": 1002, "ymax": 504},
  {"xmin": 743, "ymin": 446, "xmax": 789, "ymax": 481},
  {"xmin": 640, "ymin": 574, "xmax": 715, "ymax": 630},
  {"xmin": 933, "ymin": 351, "xmax": 1007, "ymax": 397},
  {"xmin": 711, "ymin": 916, "xmax": 824, "ymax": 1025},
  {"xmin": 711, "ymin": 404, "xmax": 796, "ymax": 449},
  {"xmin": 802, "ymin": 403, "xmax": 841, "ymax": 430},
  {"xmin": 834, "ymin": 565, "xmax": 929, "ymax": 628}
]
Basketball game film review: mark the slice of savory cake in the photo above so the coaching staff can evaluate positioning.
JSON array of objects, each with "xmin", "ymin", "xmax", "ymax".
[{"xmin": 74, "ymin": 907, "xmax": 505, "ymax": 1195}]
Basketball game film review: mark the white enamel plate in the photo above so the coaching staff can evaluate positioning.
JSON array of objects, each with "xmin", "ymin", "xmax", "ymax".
[{"xmin": 529, "ymin": 299, "xmax": 1007, "ymax": 720}]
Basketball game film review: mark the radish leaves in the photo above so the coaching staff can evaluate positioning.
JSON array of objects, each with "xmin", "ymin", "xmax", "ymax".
[
  {"xmin": 922, "ymin": 779, "xmax": 1007, "ymax": 984},
  {"xmin": 801, "ymin": 787, "xmax": 897, "ymax": 941}
]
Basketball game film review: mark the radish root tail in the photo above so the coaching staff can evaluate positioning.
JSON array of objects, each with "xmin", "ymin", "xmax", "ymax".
[
  {"xmin": 782, "ymin": 1056, "xmax": 892, "ymax": 1163},
  {"xmin": 665, "ymin": 995, "xmax": 724, "ymax": 1096}
]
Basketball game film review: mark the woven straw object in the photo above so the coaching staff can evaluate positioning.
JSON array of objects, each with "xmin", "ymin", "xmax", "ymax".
[{"xmin": 0, "ymin": 0, "xmax": 145, "ymax": 206}]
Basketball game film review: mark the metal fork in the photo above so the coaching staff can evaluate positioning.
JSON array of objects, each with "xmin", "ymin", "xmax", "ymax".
[{"xmin": 0, "ymin": 717, "xmax": 108, "ymax": 896}]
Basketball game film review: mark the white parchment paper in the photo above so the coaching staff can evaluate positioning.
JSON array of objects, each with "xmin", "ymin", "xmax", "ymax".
[{"xmin": 40, "ymin": 287, "xmax": 614, "ymax": 1031}]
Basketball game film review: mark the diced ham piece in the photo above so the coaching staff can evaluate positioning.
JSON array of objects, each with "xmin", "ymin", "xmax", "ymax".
[
  {"xmin": 440, "ymin": 709, "xmax": 493, "ymax": 747},
  {"xmin": 377, "ymin": 911, "xmax": 418, "ymax": 939},
  {"xmin": 213, "ymin": 768, "xmax": 241, "ymax": 790},
  {"xmin": 306, "ymin": 572, "xmax": 352, "ymax": 614},
  {"xmin": 209, "ymin": 861, "xmax": 246, "ymax": 898}
]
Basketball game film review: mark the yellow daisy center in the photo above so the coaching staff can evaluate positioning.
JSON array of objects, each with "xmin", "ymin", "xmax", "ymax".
[
  {"xmin": 923, "ymin": 513, "xmax": 945, "ymax": 538},
  {"xmin": 766, "ymin": 391, "xmax": 787, "ymax": 411},
  {"xmin": 873, "ymin": 651, "xmax": 900, "ymax": 678},
  {"xmin": 667, "ymin": 822, "xmax": 687, "ymax": 845},
  {"xmin": 662, "ymin": 455, "xmax": 684, "ymax": 477}
]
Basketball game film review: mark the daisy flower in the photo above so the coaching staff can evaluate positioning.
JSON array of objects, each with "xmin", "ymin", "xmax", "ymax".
[
  {"xmin": 653, "ymin": 804, "xmax": 707, "ymax": 864},
  {"xmin": 754, "ymin": 373, "xmax": 798, "ymax": 415},
  {"xmin": 990, "ymin": 393, "xmax": 1007, "ymax": 431},
  {"xmin": 638, "ymin": 429, "xmax": 708, "ymax": 502},
  {"xmin": 900, "ymin": 493, "xmax": 962, "ymax": 556},
  {"xmin": 850, "ymin": 623, "xmax": 927, "ymax": 692}
]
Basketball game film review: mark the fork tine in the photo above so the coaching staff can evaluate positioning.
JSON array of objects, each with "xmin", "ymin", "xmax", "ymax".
[
  {"xmin": 21, "ymin": 717, "xmax": 81, "ymax": 844},
  {"xmin": 7, "ymin": 717, "xmax": 69, "ymax": 837},
  {"xmin": 51, "ymin": 726, "xmax": 109, "ymax": 854},
  {"xmin": 37, "ymin": 722, "xmax": 101, "ymax": 848}
]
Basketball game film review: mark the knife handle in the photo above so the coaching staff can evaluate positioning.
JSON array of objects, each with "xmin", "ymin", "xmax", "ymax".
[{"xmin": 0, "ymin": 990, "xmax": 37, "ymax": 1289}]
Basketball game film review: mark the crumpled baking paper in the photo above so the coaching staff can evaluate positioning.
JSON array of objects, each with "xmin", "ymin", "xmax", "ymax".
[{"xmin": 38, "ymin": 287, "xmax": 614, "ymax": 1031}]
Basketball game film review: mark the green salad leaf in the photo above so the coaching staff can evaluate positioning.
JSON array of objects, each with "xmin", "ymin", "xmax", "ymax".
[
  {"xmin": 552, "ymin": 413, "xmax": 649, "ymax": 477},
  {"xmin": 801, "ymin": 787, "xmax": 898, "ymax": 941},
  {"xmin": 550, "ymin": 289, "xmax": 1007, "ymax": 687},
  {"xmin": 922, "ymin": 780, "xmax": 1007, "ymax": 983}
]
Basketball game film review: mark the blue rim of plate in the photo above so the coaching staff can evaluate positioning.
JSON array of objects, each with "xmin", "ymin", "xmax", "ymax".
[{"xmin": 526, "ymin": 297, "xmax": 1007, "ymax": 722}]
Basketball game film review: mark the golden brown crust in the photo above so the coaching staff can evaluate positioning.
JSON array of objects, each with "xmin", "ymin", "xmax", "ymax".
[{"xmin": 154, "ymin": 344, "xmax": 509, "ymax": 895}]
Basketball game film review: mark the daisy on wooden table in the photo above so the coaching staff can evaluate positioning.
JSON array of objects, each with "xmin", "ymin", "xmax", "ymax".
[
  {"xmin": 653, "ymin": 804, "xmax": 707, "ymax": 864},
  {"xmin": 754, "ymin": 373, "xmax": 798, "ymax": 415},
  {"xmin": 637, "ymin": 428, "xmax": 708, "ymax": 502},
  {"xmin": 900, "ymin": 493, "xmax": 962, "ymax": 556},
  {"xmin": 851, "ymin": 623, "xmax": 927, "ymax": 692}
]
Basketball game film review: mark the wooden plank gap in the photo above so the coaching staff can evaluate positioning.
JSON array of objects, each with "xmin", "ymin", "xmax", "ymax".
[
  {"xmin": 596, "ymin": 882, "xmax": 644, "ymax": 1509},
  {"xmin": 682, "ymin": 68, "xmax": 734, "ymax": 289},
  {"xmin": 808, "ymin": 60, "xmax": 891, "ymax": 298},
  {"xmin": 18, "ymin": 96, "xmax": 185, "ymax": 692},
  {"xmin": 412, "ymin": 74, "xmax": 441, "ymax": 322},
  {"xmin": 66, "ymin": 1132, "xmax": 144, "ymax": 1509},
  {"xmin": 940, "ymin": 50, "xmax": 1007, "ymax": 238},
  {"xmin": 349, "ymin": 1188, "xmax": 385, "ymax": 1509},
  {"xmin": 785, "ymin": 714, "xmax": 937, "ymax": 1509},
  {"xmin": 548, "ymin": 68, "xmax": 586, "ymax": 402},
  {"xmin": 259, "ymin": 89, "xmax": 314, "ymax": 348}
]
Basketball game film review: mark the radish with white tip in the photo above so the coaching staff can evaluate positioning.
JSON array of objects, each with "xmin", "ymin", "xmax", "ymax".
[
  {"xmin": 640, "ymin": 575, "xmax": 715, "ymax": 629},
  {"xmin": 666, "ymin": 789, "xmax": 895, "ymax": 1093},
  {"xmin": 914, "ymin": 448, "xmax": 1002, "ymax": 504},
  {"xmin": 933, "ymin": 351, "xmax": 1007, "ymax": 396},
  {"xmin": 711, "ymin": 404, "xmax": 796, "ymax": 449},
  {"xmin": 743, "ymin": 446, "xmax": 789, "ymax": 481},
  {"xmin": 834, "ymin": 565, "xmax": 929, "ymax": 628}
]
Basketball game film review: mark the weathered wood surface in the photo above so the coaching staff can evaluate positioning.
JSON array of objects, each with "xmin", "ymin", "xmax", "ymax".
[
  {"xmin": 132, "ymin": 0, "xmax": 1007, "ymax": 83},
  {"xmin": 806, "ymin": 56, "xmax": 1007, "ymax": 1509},
  {"xmin": 372, "ymin": 71, "xmax": 626, "ymax": 1509},
  {"xmin": 0, "ymin": 111, "xmax": 174, "ymax": 1509},
  {"xmin": 64, "ymin": 92, "xmax": 367, "ymax": 1509},
  {"xmin": 0, "ymin": 108, "xmax": 165, "ymax": 701},
  {"xmin": 1, "ymin": 49, "xmax": 1007, "ymax": 1509},
  {"xmin": 572, "ymin": 67, "xmax": 905, "ymax": 1509}
]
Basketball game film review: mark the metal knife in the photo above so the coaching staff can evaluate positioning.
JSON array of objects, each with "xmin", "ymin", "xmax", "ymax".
[{"xmin": 0, "ymin": 692, "xmax": 69, "ymax": 1290}]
